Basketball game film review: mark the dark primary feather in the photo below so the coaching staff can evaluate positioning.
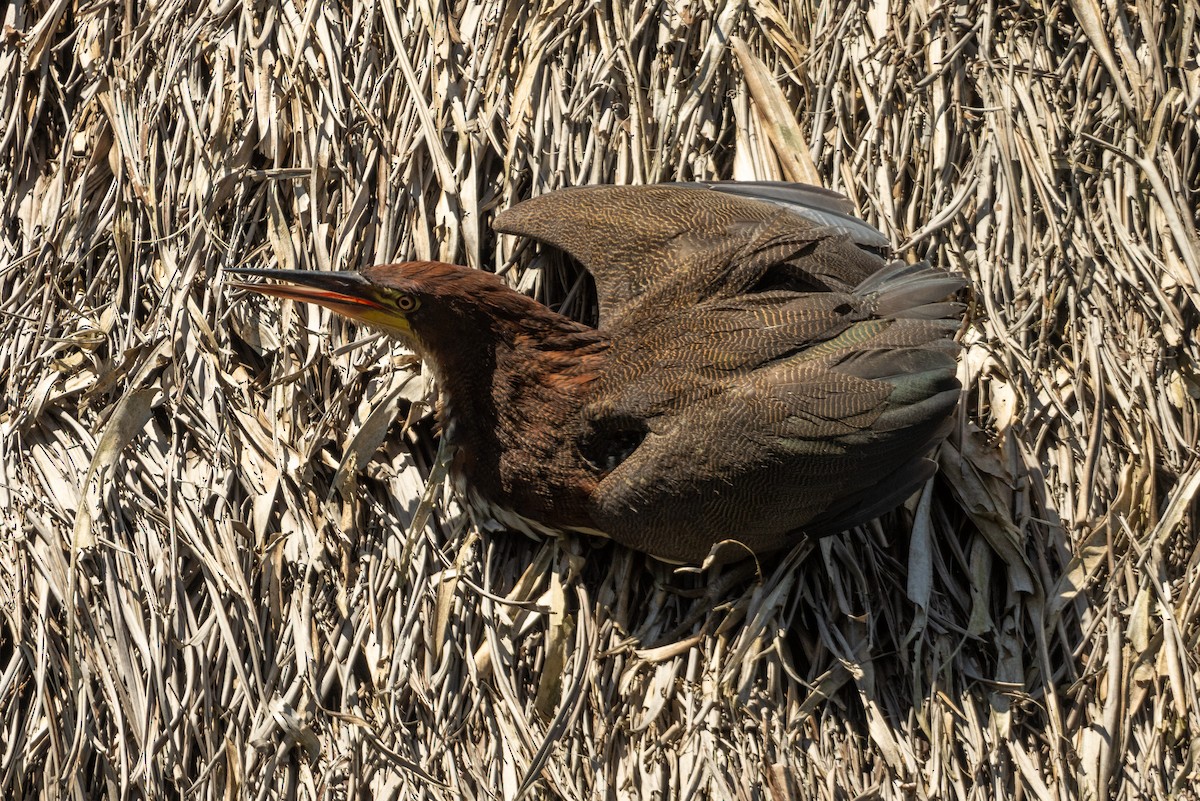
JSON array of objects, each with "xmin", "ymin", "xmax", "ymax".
[{"xmin": 676, "ymin": 181, "xmax": 892, "ymax": 250}]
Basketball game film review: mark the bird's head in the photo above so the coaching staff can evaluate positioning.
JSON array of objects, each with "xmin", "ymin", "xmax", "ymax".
[
  {"xmin": 228, "ymin": 260, "xmax": 612, "ymax": 536},
  {"xmin": 227, "ymin": 261, "xmax": 607, "ymax": 391},
  {"xmin": 229, "ymin": 261, "xmax": 577, "ymax": 350}
]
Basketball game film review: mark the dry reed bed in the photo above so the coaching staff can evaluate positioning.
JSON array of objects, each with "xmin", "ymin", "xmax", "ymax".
[{"xmin": 1, "ymin": 0, "xmax": 1197, "ymax": 798}]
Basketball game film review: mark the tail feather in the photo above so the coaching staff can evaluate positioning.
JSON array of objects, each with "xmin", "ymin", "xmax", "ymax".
[
  {"xmin": 855, "ymin": 259, "xmax": 967, "ymax": 319},
  {"xmin": 804, "ymin": 455, "xmax": 940, "ymax": 536}
]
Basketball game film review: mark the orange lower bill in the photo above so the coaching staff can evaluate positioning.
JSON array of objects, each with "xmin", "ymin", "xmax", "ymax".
[{"xmin": 226, "ymin": 268, "xmax": 399, "ymax": 328}]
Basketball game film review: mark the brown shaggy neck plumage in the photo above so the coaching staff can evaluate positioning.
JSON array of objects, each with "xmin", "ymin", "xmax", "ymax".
[{"xmin": 363, "ymin": 262, "xmax": 610, "ymax": 526}]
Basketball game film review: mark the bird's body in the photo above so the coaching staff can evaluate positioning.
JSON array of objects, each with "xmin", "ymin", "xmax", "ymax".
[{"xmin": 230, "ymin": 182, "xmax": 964, "ymax": 563}]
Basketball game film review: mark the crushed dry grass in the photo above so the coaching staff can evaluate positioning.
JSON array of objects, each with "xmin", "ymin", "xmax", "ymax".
[{"xmin": 2, "ymin": 0, "xmax": 1198, "ymax": 798}]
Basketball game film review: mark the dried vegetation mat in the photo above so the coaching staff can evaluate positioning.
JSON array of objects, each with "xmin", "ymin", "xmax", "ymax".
[{"xmin": 2, "ymin": 0, "xmax": 1199, "ymax": 798}]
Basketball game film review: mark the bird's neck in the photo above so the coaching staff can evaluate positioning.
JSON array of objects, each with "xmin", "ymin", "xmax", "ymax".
[
  {"xmin": 410, "ymin": 308, "xmax": 605, "ymax": 531},
  {"xmin": 416, "ymin": 310, "xmax": 608, "ymax": 456}
]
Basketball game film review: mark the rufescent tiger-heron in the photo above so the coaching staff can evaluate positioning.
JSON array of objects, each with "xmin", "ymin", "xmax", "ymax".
[{"xmin": 228, "ymin": 182, "xmax": 964, "ymax": 565}]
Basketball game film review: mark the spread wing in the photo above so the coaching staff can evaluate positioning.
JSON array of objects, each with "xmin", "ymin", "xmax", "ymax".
[{"xmin": 492, "ymin": 182, "xmax": 889, "ymax": 328}]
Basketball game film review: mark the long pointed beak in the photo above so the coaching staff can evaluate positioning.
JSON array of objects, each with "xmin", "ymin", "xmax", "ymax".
[{"xmin": 226, "ymin": 268, "xmax": 409, "ymax": 333}]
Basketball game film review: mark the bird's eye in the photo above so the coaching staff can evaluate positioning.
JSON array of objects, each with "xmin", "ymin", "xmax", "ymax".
[{"xmin": 394, "ymin": 293, "xmax": 420, "ymax": 312}]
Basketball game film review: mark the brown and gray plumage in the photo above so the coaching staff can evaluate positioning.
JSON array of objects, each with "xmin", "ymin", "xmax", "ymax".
[{"xmin": 229, "ymin": 182, "xmax": 964, "ymax": 564}]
